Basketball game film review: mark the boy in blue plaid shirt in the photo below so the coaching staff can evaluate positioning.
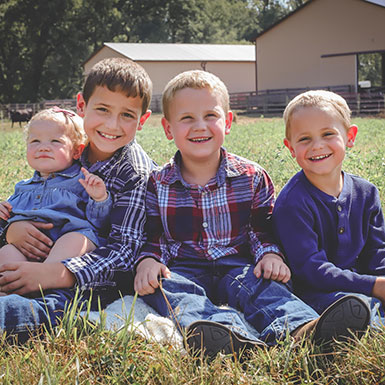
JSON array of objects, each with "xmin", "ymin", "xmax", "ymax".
[
  {"xmin": 0, "ymin": 58, "xmax": 156, "ymax": 342},
  {"xmin": 134, "ymin": 70, "xmax": 369, "ymax": 360}
]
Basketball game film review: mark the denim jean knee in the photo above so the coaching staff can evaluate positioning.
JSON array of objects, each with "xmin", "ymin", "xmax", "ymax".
[{"xmin": 0, "ymin": 289, "xmax": 77, "ymax": 343}]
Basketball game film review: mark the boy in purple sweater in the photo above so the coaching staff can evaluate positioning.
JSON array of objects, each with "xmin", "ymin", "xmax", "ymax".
[{"xmin": 273, "ymin": 90, "xmax": 385, "ymax": 325}]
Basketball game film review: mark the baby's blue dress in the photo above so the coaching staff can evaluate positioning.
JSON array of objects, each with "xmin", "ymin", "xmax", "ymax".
[{"xmin": 2, "ymin": 161, "xmax": 112, "ymax": 246}]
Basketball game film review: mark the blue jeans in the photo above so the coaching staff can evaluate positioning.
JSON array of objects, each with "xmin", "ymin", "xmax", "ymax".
[
  {"xmin": 0, "ymin": 289, "xmax": 76, "ymax": 343},
  {"xmin": 301, "ymin": 291, "xmax": 385, "ymax": 329},
  {"xmin": 0, "ymin": 283, "xmax": 128, "ymax": 343},
  {"xmin": 142, "ymin": 256, "xmax": 319, "ymax": 344}
]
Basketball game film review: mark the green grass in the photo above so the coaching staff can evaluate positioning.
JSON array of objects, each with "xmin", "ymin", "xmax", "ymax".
[{"xmin": 0, "ymin": 115, "xmax": 385, "ymax": 383}]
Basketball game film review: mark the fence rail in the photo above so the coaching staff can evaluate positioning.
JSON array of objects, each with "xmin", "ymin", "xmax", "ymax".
[
  {"xmin": 230, "ymin": 86, "xmax": 385, "ymax": 116},
  {"xmin": 1, "ymin": 87, "xmax": 384, "ymax": 121}
]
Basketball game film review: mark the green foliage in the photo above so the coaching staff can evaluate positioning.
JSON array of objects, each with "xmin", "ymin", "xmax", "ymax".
[{"xmin": 0, "ymin": 0, "xmax": 304, "ymax": 104}]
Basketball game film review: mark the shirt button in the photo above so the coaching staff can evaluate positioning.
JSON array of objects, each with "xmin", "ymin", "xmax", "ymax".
[
  {"xmin": 337, "ymin": 205, "xmax": 342, "ymax": 212},
  {"xmin": 207, "ymin": 249, "xmax": 213, "ymax": 255},
  {"xmin": 36, "ymin": 195, "xmax": 41, "ymax": 199},
  {"xmin": 338, "ymin": 227, "xmax": 345, "ymax": 234},
  {"xmin": 202, "ymin": 222, "xmax": 208, "ymax": 228}
]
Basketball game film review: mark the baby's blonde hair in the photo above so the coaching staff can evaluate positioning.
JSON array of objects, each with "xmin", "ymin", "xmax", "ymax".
[
  {"xmin": 26, "ymin": 107, "xmax": 86, "ymax": 149},
  {"xmin": 284, "ymin": 90, "xmax": 352, "ymax": 139},
  {"xmin": 162, "ymin": 70, "xmax": 230, "ymax": 119}
]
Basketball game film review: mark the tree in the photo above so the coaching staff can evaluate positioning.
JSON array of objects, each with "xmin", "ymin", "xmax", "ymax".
[
  {"xmin": 0, "ymin": 0, "xmax": 306, "ymax": 103},
  {"xmin": 0, "ymin": 0, "xmax": 78, "ymax": 102}
]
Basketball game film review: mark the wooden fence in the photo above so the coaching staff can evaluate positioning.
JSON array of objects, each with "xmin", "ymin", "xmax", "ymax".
[
  {"xmin": 230, "ymin": 86, "xmax": 385, "ymax": 116},
  {"xmin": 1, "ymin": 87, "xmax": 384, "ymax": 120}
]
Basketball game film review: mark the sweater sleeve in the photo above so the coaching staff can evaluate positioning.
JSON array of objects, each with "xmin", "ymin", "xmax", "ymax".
[
  {"xmin": 273, "ymin": 198, "xmax": 376, "ymax": 296},
  {"xmin": 360, "ymin": 188, "xmax": 385, "ymax": 276}
]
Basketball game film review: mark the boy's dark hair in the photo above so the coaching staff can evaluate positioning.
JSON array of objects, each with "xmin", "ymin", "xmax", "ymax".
[{"xmin": 82, "ymin": 58, "xmax": 152, "ymax": 115}]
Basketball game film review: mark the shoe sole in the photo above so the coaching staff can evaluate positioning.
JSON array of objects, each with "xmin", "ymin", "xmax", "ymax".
[
  {"xmin": 314, "ymin": 295, "xmax": 370, "ymax": 344},
  {"xmin": 186, "ymin": 320, "xmax": 264, "ymax": 360}
]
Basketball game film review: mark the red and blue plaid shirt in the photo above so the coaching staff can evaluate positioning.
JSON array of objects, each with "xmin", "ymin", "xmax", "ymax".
[{"xmin": 139, "ymin": 148, "xmax": 282, "ymax": 266}]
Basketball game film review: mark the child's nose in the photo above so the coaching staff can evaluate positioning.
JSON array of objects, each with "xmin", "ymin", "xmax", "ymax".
[
  {"xmin": 192, "ymin": 119, "xmax": 206, "ymax": 131},
  {"xmin": 105, "ymin": 115, "xmax": 119, "ymax": 129},
  {"xmin": 38, "ymin": 143, "xmax": 50, "ymax": 151},
  {"xmin": 311, "ymin": 138, "xmax": 324, "ymax": 150}
]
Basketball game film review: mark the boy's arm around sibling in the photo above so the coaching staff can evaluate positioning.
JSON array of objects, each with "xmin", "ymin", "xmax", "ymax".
[{"xmin": 62, "ymin": 146, "xmax": 156, "ymax": 290}]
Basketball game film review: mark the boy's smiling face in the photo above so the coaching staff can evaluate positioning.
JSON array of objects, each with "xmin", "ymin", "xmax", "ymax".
[
  {"xmin": 284, "ymin": 106, "xmax": 357, "ymax": 184},
  {"xmin": 77, "ymin": 86, "xmax": 150, "ymax": 163},
  {"xmin": 162, "ymin": 87, "xmax": 232, "ymax": 167}
]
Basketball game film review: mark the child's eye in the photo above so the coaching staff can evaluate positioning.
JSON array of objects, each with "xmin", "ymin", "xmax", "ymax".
[
  {"xmin": 298, "ymin": 137, "xmax": 310, "ymax": 142},
  {"xmin": 29, "ymin": 139, "xmax": 40, "ymax": 144},
  {"xmin": 323, "ymin": 132, "xmax": 334, "ymax": 137},
  {"xmin": 206, "ymin": 113, "xmax": 217, "ymax": 118},
  {"xmin": 52, "ymin": 139, "xmax": 61, "ymax": 143},
  {"xmin": 181, "ymin": 115, "xmax": 193, "ymax": 121},
  {"xmin": 96, "ymin": 107, "xmax": 108, "ymax": 113},
  {"xmin": 122, "ymin": 112, "xmax": 135, "ymax": 119}
]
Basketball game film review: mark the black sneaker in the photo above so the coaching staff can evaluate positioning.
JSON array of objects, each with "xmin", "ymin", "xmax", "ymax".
[
  {"xmin": 313, "ymin": 295, "xmax": 370, "ymax": 345},
  {"xmin": 185, "ymin": 320, "xmax": 265, "ymax": 361}
]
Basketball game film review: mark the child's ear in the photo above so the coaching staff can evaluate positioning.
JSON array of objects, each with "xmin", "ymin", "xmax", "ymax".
[
  {"xmin": 284, "ymin": 138, "xmax": 296, "ymax": 158},
  {"xmin": 76, "ymin": 93, "xmax": 86, "ymax": 117},
  {"xmin": 346, "ymin": 125, "xmax": 358, "ymax": 148},
  {"xmin": 137, "ymin": 110, "xmax": 151, "ymax": 131},
  {"xmin": 225, "ymin": 111, "xmax": 233, "ymax": 135},
  {"xmin": 73, "ymin": 144, "xmax": 85, "ymax": 160},
  {"xmin": 161, "ymin": 117, "xmax": 173, "ymax": 140}
]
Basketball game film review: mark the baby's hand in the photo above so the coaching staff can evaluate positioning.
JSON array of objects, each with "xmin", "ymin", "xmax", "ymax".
[
  {"xmin": 79, "ymin": 167, "xmax": 108, "ymax": 202},
  {"xmin": 0, "ymin": 201, "xmax": 12, "ymax": 221},
  {"xmin": 254, "ymin": 253, "xmax": 291, "ymax": 283}
]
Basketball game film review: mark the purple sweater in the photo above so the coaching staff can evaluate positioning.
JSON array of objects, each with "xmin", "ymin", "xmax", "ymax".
[{"xmin": 273, "ymin": 170, "xmax": 385, "ymax": 298}]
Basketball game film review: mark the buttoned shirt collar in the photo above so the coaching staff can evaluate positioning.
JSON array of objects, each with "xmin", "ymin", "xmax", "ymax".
[{"xmin": 160, "ymin": 147, "xmax": 249, "ymax": 188}]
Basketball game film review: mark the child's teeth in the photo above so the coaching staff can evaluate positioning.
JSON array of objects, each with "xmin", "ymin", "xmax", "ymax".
[
  {"xmin": 191, "ymin": 138, "xmax": 209, "ymax": 142},
  {"xmin": 312, "ymin": 154, "xmax": 329, "ymax": 160},
  {"xmin": 101, "ymin": 132, "xmax": 118, "ymax": 139}
]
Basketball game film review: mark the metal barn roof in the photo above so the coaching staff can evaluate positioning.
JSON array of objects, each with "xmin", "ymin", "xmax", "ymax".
[{"xmin": 103, "ymin": 43, "xmax": 255, "ymax": 62}]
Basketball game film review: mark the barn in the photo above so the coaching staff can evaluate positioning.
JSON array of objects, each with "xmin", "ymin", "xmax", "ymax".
[
  {"xmin": 254, "ymin": 0, "xmax": 385, "ymax": 92},
  {"xmin": 83, "ymin": 43, "xmax": 256, "ymax": 96}
]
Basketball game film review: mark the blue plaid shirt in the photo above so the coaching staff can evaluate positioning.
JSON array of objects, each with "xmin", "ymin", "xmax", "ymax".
[
  {"xmin": 139, "ymin": 148, "xmax": 282, "ymax": 266},
  {"xmin": 63, "ymin": 140, "xmax": 156, "ymax": 289}
]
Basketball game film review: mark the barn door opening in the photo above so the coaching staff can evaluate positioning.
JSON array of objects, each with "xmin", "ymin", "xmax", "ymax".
[{"xmin": 357, "ymin": 52, "xmax": 385, "ymax": 90}]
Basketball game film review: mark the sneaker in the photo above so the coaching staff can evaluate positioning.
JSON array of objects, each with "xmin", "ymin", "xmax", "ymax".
[
  {"xmin": 292, "ymin": 295, "xmax": 370, "ymax": 346},
  {"xmin": 185, "ymin": 320, "xmax": 265, "ymax": 361}
]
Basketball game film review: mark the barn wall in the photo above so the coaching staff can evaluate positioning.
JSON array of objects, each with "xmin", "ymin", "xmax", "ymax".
[
  {"xmin": 140, "ymin": 61, "xmax": 255, "ymax": 95},
  {"xmin": 256, "ymin": 0, "xmax": 385, "ymax": 90},
  {"xmin": 85, "ymin": 51, "xmax": 255, "ymax": 95},
  {"xmin": 83, "ymin": 47, "xmax": 127, "ymax": 75}
]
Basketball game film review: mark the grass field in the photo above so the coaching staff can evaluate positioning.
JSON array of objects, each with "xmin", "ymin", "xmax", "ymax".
[{"xmin": 0, "ymin": 115, "xmax": 385, "ymax": 383}]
